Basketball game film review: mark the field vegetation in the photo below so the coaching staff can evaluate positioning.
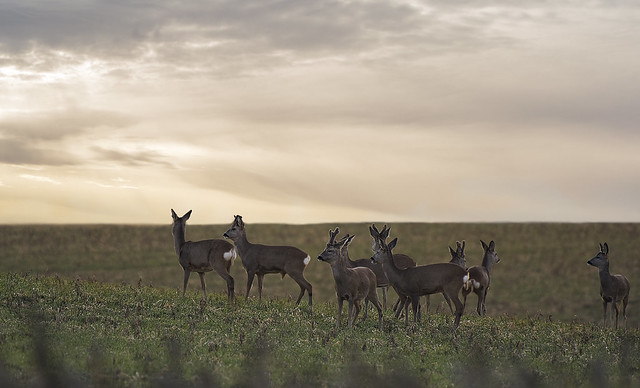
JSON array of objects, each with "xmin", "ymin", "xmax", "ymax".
[{"xmin": 1, "ymin": 222, "xmax": 639, "ymax": 386}]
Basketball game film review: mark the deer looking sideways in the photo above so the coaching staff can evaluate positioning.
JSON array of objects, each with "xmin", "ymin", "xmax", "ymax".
[
  {"xmin": 223, "ymin": 215, "xmax": 313, "ymax": 312},
  {"xmin": 462, "ymin": 240, "xmax": 500, "ymax": 316},
  {"xmin": 171, "ymin": 209, "xmax": 236, "ymax": 301},
  {"xmin": 587, "ymin": 242, "xmax": 630, "ymax": 329},
  {"xmin": 370, "ymin": 224, "xmax": 469, "ymax": 328},
  {"xmin": 317, "ymin": 228, "xmax": 383, "ymax": 329}
]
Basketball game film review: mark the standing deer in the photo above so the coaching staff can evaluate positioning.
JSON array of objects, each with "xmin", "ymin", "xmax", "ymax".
[
  {"xmin": 317, "ymin": 228, "xmax": 382, "ymax": 329},
  {"xmin": 171, "ymin": 209, "xmax": 236, "ymax": 301},
  {"xmin": 425, "ymin": 240, "xmax": 467, "ymax": 314},
  {"xmin": 370, "ymin": 224, "xmax": 468, "ymax": 328},
  {"xmin": 587, "ymin": 242, "xmax": 630, "ymax": 329},
  {"xmin": 368, "ymin": 225, "xmax": 417, "ymax": 316},
  {"xmin": 223, "ymin": 215, "xmax": 313, "ymax": 312},
  {"xmin": 462, "ymin": 240, "xmax": 500, "ymax": 316}
]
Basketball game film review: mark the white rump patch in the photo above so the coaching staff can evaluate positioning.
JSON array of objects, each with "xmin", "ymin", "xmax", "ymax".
[
  {"xmin": 303, "ymin": 255, "xmax": 311, "ymax": 266},
  {"xmin": 472, "ymin": 280, "xmax": 481, "ymax": 289},
  {"xmin": 223, "ymin": 248, "xmax": 236, "ymax": 262},
  {"xmin": 463, "ymin": 274, "xmax": 469, "ymax": 283}
]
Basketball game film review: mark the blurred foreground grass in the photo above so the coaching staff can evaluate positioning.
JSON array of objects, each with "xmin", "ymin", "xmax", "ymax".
[{"xmin": 1, "ymin": 272, "xmax": 638, "ymax": 387}]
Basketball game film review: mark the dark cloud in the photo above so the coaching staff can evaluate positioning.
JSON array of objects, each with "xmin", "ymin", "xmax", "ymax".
[
  {"xmin": 91, "ymin": 146, "xmax": 176, "ymax": 168},
  {"xmin": 0, "ymin": 138, "xmax": 76, "ymax": 165},
  {"xmin": 0, "ymin": 108, "xmax": 138, "ymax": 166}
]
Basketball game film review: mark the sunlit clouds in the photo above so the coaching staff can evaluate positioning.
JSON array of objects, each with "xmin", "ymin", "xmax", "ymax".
[{"xmin": 1, "ymin": 0, "xmax": 640, "ymax": 224}]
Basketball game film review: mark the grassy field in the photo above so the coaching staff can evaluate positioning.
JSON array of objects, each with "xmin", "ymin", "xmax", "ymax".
[
  {"xmin": 1, "ymin": 272, "xmax": 639, "ymax": 387},
  {"xmin": 1, "ymin": 223, "xmax": 638, "ymax": 327}
]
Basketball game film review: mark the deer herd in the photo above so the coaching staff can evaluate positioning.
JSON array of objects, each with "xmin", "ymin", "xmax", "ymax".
[{"xmin": 171, "ymin": 209, "xmax": 631, "ymax": 330}]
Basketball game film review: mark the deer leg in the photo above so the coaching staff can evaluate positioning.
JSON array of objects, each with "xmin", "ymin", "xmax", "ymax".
[
  {"xmin": 198, "ymin": 272, "xmax": 207, "ymax": 300},
  {"xmin": 443, "ymin": 292, "xmax": 454, "ymax": 315},
  {"xmin": 425, "ymin": 295, "xmax": 430, "ymax": 314},
  {"xmin": 182, "ymin": 269, "xmax": 191, "ymax": 297},
  {"xmin": 602, "ymin": 299, "xmax": 608, "ymax": 327},
  {"xmin": 453, "ymin": 296, "xmax": 464, "ymax": 329},
  {"xmin": 382, "ymin": 286, "xmax": 387, "ymax": 310},
  {"xmin": 613, "ymin": 300, "xmax": 620, "ymax": 329},
  {"xmin": 476, "ymin": 289, "xmax": 484, "ymax": 316},
  {"xmin": 363, "ymin": 299, "xmax": 369, "ymax": 320},
  {"xmin": 481, "ymin": 288, "xmax": 489, "ymax": 316},
  {"xmin": 347, "ymin": 299, "xmax": 355, "ymax": 328},
  {"xmin": 289, "ymin": 272, "xmax": 313, "ymax": 312},
  {"xmin": 622, "ymin": 295, "xmax": 629, "ymax": 329},
  {"xmin": 411, "ymin": 295, "xmax": 421, "ymax": 323},
  {"xmin": 336, "ymin": 297, "xmax": 343, "ymax": 328},
  {"xmin": 245, "ymin": 272, "xmax": 255, "ymax": 300},
  {"xmin": 257, "ymin": 273, "xmax": 265, "ymax": 302},
  {"xmin": 213, "ymin": 264, "xmax": 234, "ymax": 302},
  {"xmin": 353, "ymin": 300, "xmax": 362, "ymax": 327}
]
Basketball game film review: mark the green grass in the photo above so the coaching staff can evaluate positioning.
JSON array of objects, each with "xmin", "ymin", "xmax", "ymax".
[
  {"xmin": 1, "ymin": 223, "xmax": 638, "ymax": 328},
  {"xmin": 1, "ymin": 272, "xmax": 638, "ymax": 387}
]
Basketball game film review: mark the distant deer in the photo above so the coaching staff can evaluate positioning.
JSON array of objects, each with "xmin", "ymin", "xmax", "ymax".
[
  {"xmin": 425, "ymin": 240, "xmax": 467, "ymax": 314},
  {"xmin": 318, "ymin": 228, "xmax": 382, "ymax": 329},
  {"xmin": 587, "ymin": 242, "xmax": 630, "ymax": 329},
  {"xmin": 368, "ymin": 225, "xmax": 417, "ymax": 315},
  {"xmin": 462, "ymin": 240, "xmax": 500, "ymax": 316},
  {"xmin": 370, "ymin": 224, "xmax": 468, "ymax": 328},
  {"xmin": 171, "ymin": 209, "xmax": 236, "ymax": 301},
  {"xmin": 223, "ymin": 215, "xmax": 313, "ymax": 312}
]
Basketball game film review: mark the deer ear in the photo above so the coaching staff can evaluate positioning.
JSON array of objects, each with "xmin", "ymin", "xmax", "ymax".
[
  {"xmin": 481, "ymin": 240, "xmax": 488, "ymax": 251},
  {"xmin": 604, "ymin": 242, "xmax": 609, "ymax": 255},
  {"xmin": 389, "ymin": 237, "xmax": 398, "ymax": 250},
  {"xmin": 183, "ymin": 210, "xmax": 192, "ymax": 221},
  {"xmin": 171, "ymin": 209, "xmax": 178, "ymax": 220},
  {"xmin": 449, "ymin": 246, "xmax": 456, "ymax": 256},
  {"xmin": 461, "ymin": 240, "xmax": 466, "ymax": 251},
  {"xmin": 489, "ymin": 240, "xmax": 495, "ymax": 251},
  {"xmin": 381, "ymin": 225, "xmax": 390, "ymax": 240},
  {"xmin": 345, "ymin": 234, "xmax": 356, "ymax": 246}
]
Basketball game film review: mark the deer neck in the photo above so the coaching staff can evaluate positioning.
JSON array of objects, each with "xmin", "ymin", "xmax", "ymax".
[
  {"xmin": 231, "ymin": 231, "xmax": 252, "ymax": 256},
  {"xmin": 481, "ymin": 255, "xmax": 495, "ymax": 275},
  {"xmin": 172, "ymin": 225, "xmax": 186, "ymax": 257},
  {"xmin": 598, "ymin": 262, "xmax": 612, "ymax": 284}
]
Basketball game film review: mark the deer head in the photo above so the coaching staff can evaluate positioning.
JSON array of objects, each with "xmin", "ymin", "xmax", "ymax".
[{"xmin": 587, "ymin": 242, "xmax": 610, "ymax": 269}]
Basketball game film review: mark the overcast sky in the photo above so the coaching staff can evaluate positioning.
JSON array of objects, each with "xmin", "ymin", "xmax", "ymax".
[{"xmin": 1, "ymin": 0, "xmax": 639, "ymax": 224}]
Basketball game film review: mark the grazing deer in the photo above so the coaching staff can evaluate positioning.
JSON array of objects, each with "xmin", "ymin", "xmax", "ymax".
[
  {"xmin": 462, "ymin": 240, "xmax": 500, "ymax": 316},
  {"xmin": 587, "ymin": 242, "xmax": 630, "ymax": 329},
  {"xmin": 317, "ymin": 228, "xmax": 382, "ymax": 329},
  {"xmin": 223, "ymin": 215, "xmax": 313, "ymax": 312},
  {"xmin": 425, "ymin": 241, "xmax": 467, "ymax": 314},
  {"xmin": 171, "ymin": 209, "xmax": 236, "ymax": 301},
  {"xmin": 370, "ymin": 224, "xmax": 468, "ymax": 328}
]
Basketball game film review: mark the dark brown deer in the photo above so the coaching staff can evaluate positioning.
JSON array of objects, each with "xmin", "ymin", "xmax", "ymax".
[
  {"xmin": 317, "ymin": 228, "xmax": 382, "ymax": 329},
  {"xmin": 587, "ymin": 242, "xmax": 630, "ymax": 329},
  {"xmin": 223, "ymin": 215, "xmax": 313, "ymax": 312},
  {"xmin": 369, "ymin": 225, "xmax": 417, "ymax": 315},
  {"xmin": 370, "ymin": 224, "xmax": 468, "ymax": 328},
  {"xmin": 171, "ymin": 209, "xmax": 236, "ymax": 301},
  {"xmin": 426, "ymin": 240, "xmax": 467, "ymax": 314},
  {"xmin": 462, "ymin": 240, "xmax": 500, "ymax": 316}
]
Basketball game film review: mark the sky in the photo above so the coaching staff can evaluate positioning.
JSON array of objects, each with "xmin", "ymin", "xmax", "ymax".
[{"xmin": 1, "ymin": 0, "xmax": 640, "ymax": 224}]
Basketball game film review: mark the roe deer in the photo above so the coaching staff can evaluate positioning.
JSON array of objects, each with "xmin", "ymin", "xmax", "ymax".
[
  {"xmin": 369, "ymin": 225, "xmax": 417, "ymax": 315},
  {"xmin": 425, "ymin": 241, "xmax": 467, "ymax": 314},
  {"xmin": 587, "ymin": 242, "xmax": 630, "ymax": 329},
  {"xmin": 171, "ymin": 209, "xmax": 236, "ymax": 301},
  {"xmin": 370, "ymin": 224, "xmax": 468, "ymax": 328},
  {"xmin": 462, "ymin": 240, "xmax": 500, "ymax": 316},
  {"xmin": 223, "ymin": 215, "xmax": 313, "ymax": 312},
  {"xmin": 317, "ymin": 228, "xmax": 382, "ymax": 329}
]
